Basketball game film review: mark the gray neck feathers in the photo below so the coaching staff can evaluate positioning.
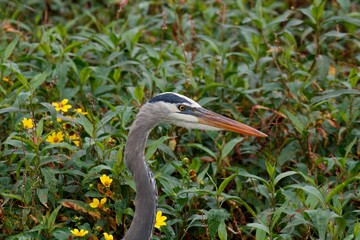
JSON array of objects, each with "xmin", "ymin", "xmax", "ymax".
[{"xmin": 122, "ymin": 107, "xmax": 158, "ymax": 240}]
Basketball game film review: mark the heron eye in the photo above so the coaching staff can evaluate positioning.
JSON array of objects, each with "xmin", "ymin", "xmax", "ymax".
[{"xmin": 178, "ymin": 105, "xmax": 186, "ymax": 111}]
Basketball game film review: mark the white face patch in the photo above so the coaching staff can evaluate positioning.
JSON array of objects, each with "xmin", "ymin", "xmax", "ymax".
[{"xmin": 170, "ymin": 112, "xmax": 198, "ymax": 122}]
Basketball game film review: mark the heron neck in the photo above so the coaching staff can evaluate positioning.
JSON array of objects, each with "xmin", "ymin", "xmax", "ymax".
[{"xmin": 123, "ymin": 118, "xmax": 158, "ymax": 240}]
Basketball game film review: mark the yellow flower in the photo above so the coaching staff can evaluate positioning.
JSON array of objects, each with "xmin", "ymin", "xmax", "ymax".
[
  {"xmin": 52, "ymin": 99, "xmax": 72, "ymax": 112},
  {"xmin": 75, "ymin": 108, "xmax": 87, "ymax": 115},
  {"xmin": 89, "ymin": 197, "xmax": 107, "ymax": 208},
  {"xmin": 154, "ymin": 211, "xmax": 167, "ymax": 229},
  {"xmin": 103, "ymin": 232, "xmax": 114, "ymax": 240},
  {"xmin": 22, "ymin": 118, "xmax": 34, "ymax": 129},
  {"xmin": 46, "ymin": 131, "xmax": 64, "ymax": 144},
  {"xmin": 68, "ymin": 132, "xmax": 80, "ymax": 147},
  {"xmin": 70, "ymin": 228, "xmax": 88, "ymax": 237},
  {"xmin": 100, "ymin": 174, "xmax": 113, "ymax": 188},
  {"xmin": 2, "ymin": 77, "xmax": 13, "ymax": 84}
]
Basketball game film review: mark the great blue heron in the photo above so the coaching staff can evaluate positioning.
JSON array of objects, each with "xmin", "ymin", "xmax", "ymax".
[{"xmin": 123, "ymin": 92, "xmax": 267, "ymax": 240}]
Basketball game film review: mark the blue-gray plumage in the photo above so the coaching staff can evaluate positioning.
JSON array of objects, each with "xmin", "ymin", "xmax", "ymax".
[
  {"xmin": 148, "ymin": 92, "xmax": 191, "ymax": 104},
  {"xmin": 122, "ymin": 92, "xmax": 267, "ymax": 240}
]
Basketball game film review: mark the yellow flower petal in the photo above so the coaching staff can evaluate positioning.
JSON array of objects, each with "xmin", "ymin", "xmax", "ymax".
[
  {"xmin": 103, "ymin": 232, "xmax": 114, "ymax": 240},
  {"xmin": 61, "ymin": 99, "xmax": 68, "ymax": 105},
  {"xmin": 100, "ymin": 197, "xmax": 107, "ymax": 205},
  {"xmin": 89, "ymin": 198, "xmax": 100, "ymax": 208},
  {"xmin": 73, "ymin": 140, "xmax": 80, "ymax": 147},
  {"xmin": 67, "ymin": 132, "xmax": 80, "ymax": 147},
  {"xmin": 22, "ymin": 118, "xmax": 34, "ymax": 129},
  {"xmin": 100, "ymin": 174, "xmax": 113, "ymax": 188},
  {"xmin": 154, "ymin": 211, "xmax": 167, "ymax": 229},
  {"xmin": 51, "ymin": 99, "xmax": 72, "ymax": 112},
  {"xmin": 46, "ymin": 131, "xmax": 64, "ymax": 144},
  {"xmin": 75, "ymin": 108, "xmax": 88, "ymax": 115},
  {"xmin": 71, "ymin": 228, "xmax": 89, "ymax": 237},
  {"xmin": 52, "ymin": 102, "xmax": 60, "ymax": 111}
]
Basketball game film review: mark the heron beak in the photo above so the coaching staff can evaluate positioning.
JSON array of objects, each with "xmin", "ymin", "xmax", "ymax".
[{"xmin": 196, "ymin": 108, "xmax": 268, "ymax": 137}]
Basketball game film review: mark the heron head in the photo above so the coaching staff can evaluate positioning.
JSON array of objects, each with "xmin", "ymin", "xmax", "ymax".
[{"xmin": 143, "ymin": 92, "xmax": 267, "ymax": 137}]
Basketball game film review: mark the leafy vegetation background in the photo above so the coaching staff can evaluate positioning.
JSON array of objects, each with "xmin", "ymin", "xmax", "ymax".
[{"xmin": 0, "ymin": 0, "xmax": 359, "ymax": 239}]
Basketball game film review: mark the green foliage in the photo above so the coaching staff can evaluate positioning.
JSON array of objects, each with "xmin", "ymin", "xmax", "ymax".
[{"xmin": 0, "ymin": 0, "xmax": 359, "ymax": 239}]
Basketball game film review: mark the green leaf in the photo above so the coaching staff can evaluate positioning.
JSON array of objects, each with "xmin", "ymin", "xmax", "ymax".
[
  {"xmin": 98, "ymin": 98, "xmax": 117, "ymax": 112},
  {"xmin": 76, "ymin": 114, "xmax": 94, "ymax": 138},
  {"xmin": 326, "ymin": 176, "xmax": 360, "ymax": 203},
  {"xmin": 206, "ymin": 209, "xmax": 230, "ymax": 239},
  {"xmin": 35, "ymin": 117, "xmax": 44, "ymax": 138},
  {"xmin": 46, "ymin": 205, "xmax": 62, "ymax": 232},
  {"xmin": 0, "ymin": 193, "xmax": 23, "ymax": 202},
  {"xmin": 220, "ymin": 195, "xmax": 257, "ymax": 219},
  {"xmin": 15, "ymin": 72, "xmax": 30, "ymax": 90},
  {"xmin": 4, "ymin": 35, "xmax": 20, "ymax": 60},
  {"xmin": 337, "ymin": 0, "xmax": 350, "ymax": 12},
  {"xmin": 24, "ymin": 179, "xmax": 32, "ymax": 205},
  {"xmin": 56, "ymin": 61, "xmax": 70, "ymax": 92},
  {"xmin": 220, "ymin": 137, "xmax": 243, "ymax": 160},
  {"xmin": 217, "ymin": 174, "xmax": 236, "ymax": 195},
  {"xmin": 134, "ymin": 84, "xmax": 145, "ymax": 103},
  {"xmin": 145, "ymin": 136, "xmax": 170, "ymax": 160},
  {"xmin": 197, "ymin": 35, "xmax": 220, "ymax": 54},
  {"xmin": 176, "ymin": 188, "xmax": 216, "ymax": 198},
  {"xmin": 237, "ymin": 168, "xmax": 268, "ymax": 186},
  {"xmin": 311, "ymin": 89, "xmax": 360, "ymax": 104},
  {"xmin": 269, "ymin": 10, "xmax": 292, "ymax": 27},
  {"xmin": 247, "ymin": 222, "xmax": 270, "ymax": 234},
  {"xmin": 290, "ymin": 184, "xmax": 325, "ymax": 207},
  {"xmin": 266, "ymin": 161, "xmax": 276, "ymax": 179},
  {"xmin": 218, "ymin": 220, "xmax": 227, "ymax": 240},
  {"xmin": 312, "ymin": 0, "xmax": 326, "ymax": 21},
  {"xmin": 274, "ymin": 171, "xmax": 298, "ymax": 185},
  {"xmin": 37, "ymin": 188, "xmax": 49, "ymax": 208},
  {"xmin": 41, "ymin": 102, "xmax": 58, "ymax": 125},
  {"xmin": 270, "ymin": 204, "xmax": 287, "ymax": 229},
  {"xmin": 320, "ymin": 30, "xmax": 347, "ymax": 43},
  {"xmin": 187, "ymin": 143, "xmax": 217, "ymax": 159},
  {"xmin": 316, "ymin": 55, "xmax": 330, "ymax": 80},
  {"xmin": 64, "ymin": 41, "xmax": 85, "ymax": 53},
  {"xmin": 52, "ymin": 230, "xmax": 70, "ymax": 240},
  {"xmin": 0, "ymin": 107, "xmax": 24, "ymax": 115},
  {"xmin": 322, "ymin": 16, "xmax": 360, "ymax": 27},
  {"xmin": 41, "ymin": 142, "xmax": 76, "ymax": 152},
  {"xmin": 305, "ymin": 209, "xmax": 339, "ymax": 240},
  {"xmin": 41, "ymin": 167, "xmax": 57, "ymax": 194},
  {"xmin": 345, "ymin": 137, "xmax": 358, "ymax": 158},
  {"xmin": 96, "ymin": 106, "xmax": 123, "ymax": 131},
  {"xmin": 5, "ymin": 137, "xmax": 36, "ymax": 150},
  {"xmin": 349, "ymin": 67, "xmax": 359, "ymax": 89},
  {"xmin": 79, "ymin": 66, "xmax": 93, "ymax": 85},
  {"xmin": 284, "ymin": 109, "xmax": 305, "ymax": 134},
  {"xmin": 277, "ymin": 140, "xmax": 299, "ymax": 165},
  {"xmin": 29, "ymin": 69, "xmax": 51, "ymax": 93},
  {"xmin": 298, "ymin": 7, "xmax": 316, "ymax": 24}
]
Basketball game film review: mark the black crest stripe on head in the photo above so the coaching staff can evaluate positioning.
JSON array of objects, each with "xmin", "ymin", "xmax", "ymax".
[{"xmin": 148, "ymin": 93, "xmax": 191, "ymax": 104}]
